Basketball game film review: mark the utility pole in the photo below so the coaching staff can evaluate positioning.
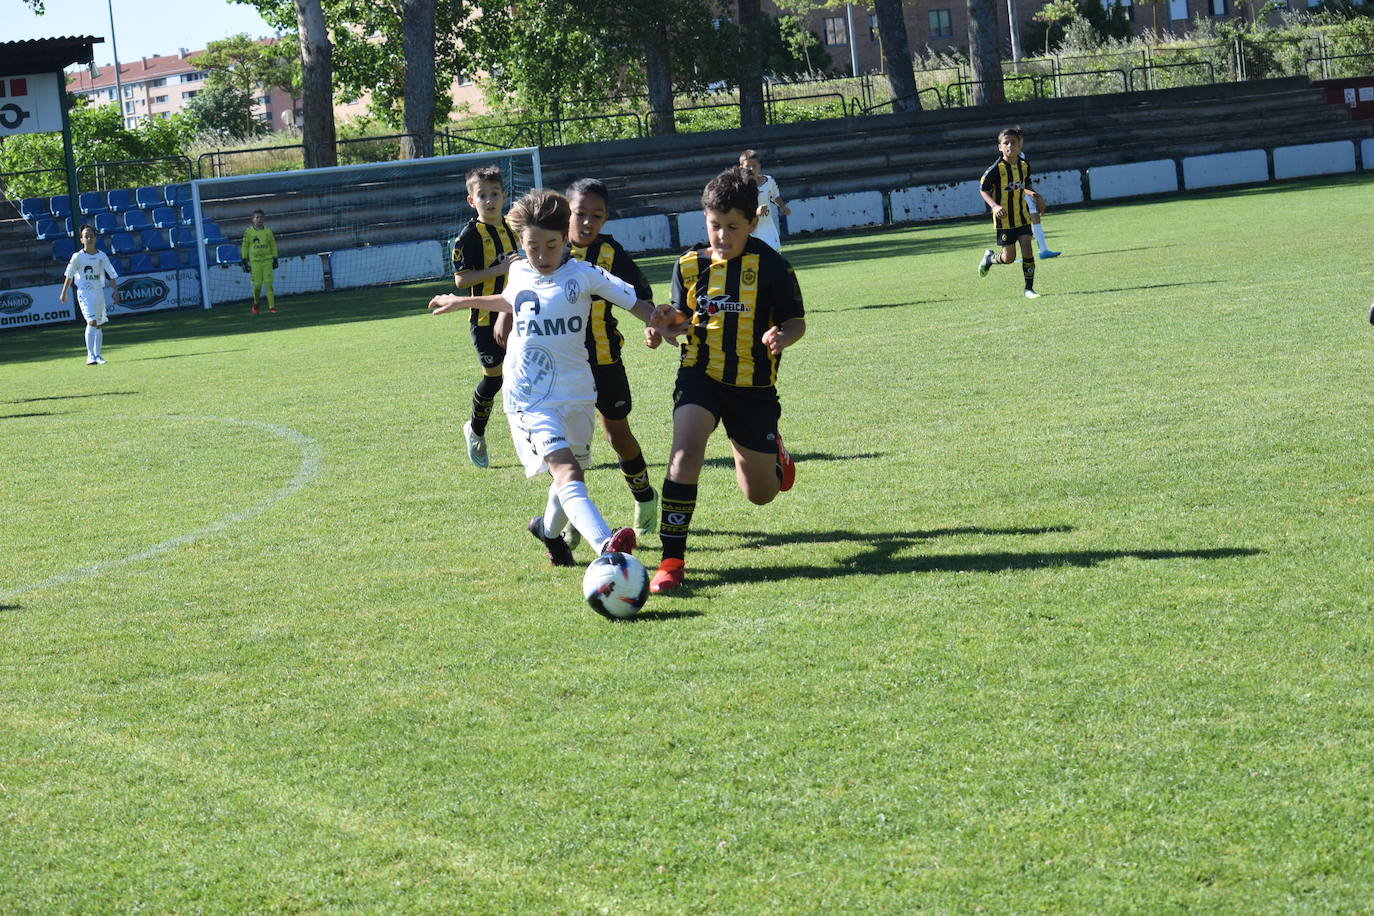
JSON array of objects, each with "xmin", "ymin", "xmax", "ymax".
[
  {"xmin": 846, "ymin": 4, "xmax": 860, "ymax": 77},
  {"xmin": 106, "ymin": 0, "xmax": 125, "ymax": 123},
  {"xmin": 1007, "ymin": 0, "xmax": 1024, "ymax": 74}
]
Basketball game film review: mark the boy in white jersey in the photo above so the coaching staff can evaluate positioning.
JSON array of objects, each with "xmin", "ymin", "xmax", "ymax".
[
  {"xmin": 58, "ymin": 224, "xmax": 120, "ymax": 365},
  {"xmin": 738, "ymin": 149, "xmax": 791, "ymax": 251},
  {"xmin": 428, "ymin": 189, "xmax": 670, "ymax": 566}
]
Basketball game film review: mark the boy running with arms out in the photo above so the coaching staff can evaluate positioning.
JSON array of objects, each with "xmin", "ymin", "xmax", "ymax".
[
  {"xmin": 738, "ymin": 148, "xmax": 791, "ymax": 252},
  {"xmin": 59, "ymin": 224, "xmax": 119, "ymax": 365},
  {"xmin": 429, "ymin": 189, "xmax": 667, "ymax": 565},
  {"xmin": 564, "ymin": 178, "xmax": 660, "ymax": 538},
  {"xmin": 978, "ymin": 126, "xmax": 1045, "ymax": 299},
  {"xmin": 240, "ymin": 209, "xmax": 279, "ymax": 314},
  {"xmin": 645, "ymin": 167, "xmax": 806, "ymax": 594},
  {"xmin": 452, "ymin": 165, "xmax": 519, "ymax": 469}
]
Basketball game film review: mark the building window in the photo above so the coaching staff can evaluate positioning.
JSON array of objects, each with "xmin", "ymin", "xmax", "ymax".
[
  {"xmin": 149, "ymin": 77, "xmax": 166, "ymax": 87},
  {"xmin": 1211, "ymin": 0, "xmax": 1227, "ymax": 12},
  {"xmin": 257, "ymin": 95, "xmax": 271, "ymax": 105},
  {"xmin": 458, "ymin": 71, "xmax": 474, "ymax": 87},
  {"xmin": 122, "ymin": 85, "xmax": 133, "ymax": 98},
  {"xmin": 180, "ymin": 71, "xmax": 206, "ymax": 83},
  {"xmin": 123, "ymin": 100, "xmax": 134, "ymax": 113},
  {"xmin": 928, "ymin": 8, "xmax": 953, "ymax": 37},
  {"xmin": 823, "ymin": 16, "xmax": 847, "ymax": 45},
  {"xmin": 1170, "ymin": 0, "xmax": 1187, "ymax": 16},
  {"xmin": 154, "ymin": 94, "xmax": 167, "ymax": 103},
  {"xmin": 869, "ymin": 13, "xmax": 879, "ymax": 40},
  {"xmin": 182, "ymin": 90, "xmax": 198, "ymax": 99}
]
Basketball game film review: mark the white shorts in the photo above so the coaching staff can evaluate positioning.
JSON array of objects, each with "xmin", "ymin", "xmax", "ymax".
[
  {"xmin": 75, "ymin": 286, "xmax": 108, "ymax": 325},
  {"xmin": 509, "ymin": 402, "xmax": 594, "ymax": 478}
]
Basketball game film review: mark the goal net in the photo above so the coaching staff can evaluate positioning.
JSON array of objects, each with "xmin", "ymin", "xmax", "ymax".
[{"xmin": 189, "ymin": 148, "xmax": 541, "ymax": 310}]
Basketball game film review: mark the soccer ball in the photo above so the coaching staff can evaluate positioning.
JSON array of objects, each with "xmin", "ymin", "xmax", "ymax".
[{"xmin": 582, "ymin": 552, "xmax": 649, "ymax": 619}]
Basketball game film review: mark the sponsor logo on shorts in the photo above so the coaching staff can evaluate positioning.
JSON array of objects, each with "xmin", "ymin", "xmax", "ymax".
[
  {"xmin": 0, "ymin": 290, "xmax": 33, "ymax": 315},
  {"xmin": 117, "ymin": 277, "xmax": 169, "ymax": 311}
]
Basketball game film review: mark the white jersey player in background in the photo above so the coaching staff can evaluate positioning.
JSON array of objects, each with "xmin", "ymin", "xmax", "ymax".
[
  {"xmin": 428, "ymin": 189, "xmax": 676, "ymax": 567},
  {"xmin": 58, "ymin": 224, "xmax": 120, "ymax": 365},
  {"xmin": 739, "ymin": 148, "xmax": 791, "ymax": 252}
]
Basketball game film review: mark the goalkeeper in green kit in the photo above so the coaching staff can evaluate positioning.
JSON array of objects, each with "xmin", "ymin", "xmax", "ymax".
[{"xmin": 241, "ymin": 208, "xmax": 279, "ymax": 314}]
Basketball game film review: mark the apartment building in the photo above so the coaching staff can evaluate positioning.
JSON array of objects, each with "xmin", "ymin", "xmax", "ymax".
[{"xmin": 66, "ymin": 44, "xmax": 298, "ymax": 132}]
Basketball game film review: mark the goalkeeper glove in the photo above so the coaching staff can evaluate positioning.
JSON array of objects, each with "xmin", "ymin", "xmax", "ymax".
[
  {"xmin": 240, "ymin": 261, "xmax": 250, "ymax": 273},
  {"xmin": 272, "ymin": 258, "xmax": 279, "ymax": 269}
]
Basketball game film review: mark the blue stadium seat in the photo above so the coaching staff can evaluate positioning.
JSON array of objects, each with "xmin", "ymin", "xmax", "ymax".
[
  {"xmin": 96, "ymin": 236, "xmax": 114, "ymax": 255},
  {"xmin": 171, "ymin": 226, "xmax": 197, "ymax": 249},
  {"xmin": 124, "ymin": 210, "xmax": 152, "ymax": 232},
  {"xmin": 79, "ymin": 191, "xmax": 108, "ymax": 215},
  {"xmin": 36, "ymin": 218, "xmax": 67, "ymax": 240},
  {"xmin": 140, "ymin": 229, "xmax": 169, "ymax": 251},
  {"xmin": 135, "ymin": 186, "xmax": 163, "ymax": 209},
  {"xmin": 49, "ymin": 196, "xmax": 71, "ymax": 219},
  {"xmin": 19, "ymin": 198, "xmax": 45, "ymax": 221},
  {"xmin": 127, "ymin": 253, "xmax": 155, "ymax": 273},
  {"xmin": 202, "ymin": 220, "xmax": 229, "ymax": 245},
  {"xmin": 93, "ymin": 211, "xmax": 120, "ymax": 235},
  {"xmin": 156, "ymin": 249, "xmax": 180, "ymax": 270},
  {"xmin": 110, "ymin": 232, "xmax": 140, "ymax": 256},
  {"xmin": 164, "ymin": 183, "xmax": 190, "ymax": 204},
  {"xmin": 51, "ymin": 238, "xmax": 76, "ymax": 261},
  {"xmin": 179, "ymin": 203, "xmax": 195, "ymax": 222},
  {"xmin": 215, "ymin": 243, "xmax": 240, "ymax": 264},
  {"xmin": 106, "ymin": 188, "xmax": 136, "ymax": 212},
  {"xmin": 151, "ymin": 206, "xmax": 178, "ymax": 229}
]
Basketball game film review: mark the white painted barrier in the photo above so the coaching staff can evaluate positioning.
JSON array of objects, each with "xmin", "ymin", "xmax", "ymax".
[
  {"xmin": 207, "ymin": 254, "xmax": 326, "ymax": 303},
  {"xmin": 1182, "ymin": 149, "xmax": 1269, "ymax": 190},
  {"xmin": 1273, "ymin": 141, "xmax": 1355, "ymax": 180},
  {"xmin": 890, "ymin": 180, "xmax": 982, "ymax": 222},
  {"xmin": 787, "ymin": 191, "xmax": 884, "ymax": 234},
  {"xmin": 331, "ymin": 240, "xmax": 447, "ymax": 290},
  {"xmin": 676, "ymin": 211, "xmax": 707, "ymax": 248},
  {"xmin": 1087, "ymin": 159, "xmax": 1178, "ymax": 199},
  {"xmin": 1361, "ymin": 138, "xmax": 1374, "ymax": 170},
  {"xmin": 604, "ymin": 214, "xmax": 672, "ymax": 253},
  {"xmin": 1034, "ymin": 169, "xmax": 1085, "ymax": 206}
]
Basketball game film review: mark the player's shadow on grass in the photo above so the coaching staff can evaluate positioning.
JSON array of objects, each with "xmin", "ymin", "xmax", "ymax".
[
  {"xmin": 8, "ymin": 390, "xmax": 139, "ymax": 403},
  {"xmin": 1, "ymin": 411, "xmax": 59, "ymax": 420},
  {"xmin": 1061, "ymin": 280, "xmax": 1221, "ymax": 295},
  {"xmin": 617, "ymin": 608, "xmax": 704, "ymax": 623},
  {"xmin": 689, "ymin": 531, "xmax": 1259, "ymax": 587},
  {"xmin": 700, "ymin": 450, "xmax": 881, "ymax": 470},
  {"xmin": 809, "ymin": 298, "xmax": 958, "ymax": 314},
  {"xmin": 708, "ymin": 525, "xmax": 1075, "ymax": 549},
  {"xmin": 131, "ymin": 349, "xmax": 247, "ymax": 361}
]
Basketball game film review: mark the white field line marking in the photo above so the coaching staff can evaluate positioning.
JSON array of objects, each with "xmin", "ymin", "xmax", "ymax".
[{"xmin": 3, "ymin": 416, "xmax": 323, "ymax": 602}]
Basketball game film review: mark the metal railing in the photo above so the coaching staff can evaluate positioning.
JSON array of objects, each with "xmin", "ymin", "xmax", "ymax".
[
  {"xmin": 197, "ymin": 144, "xmax": 305, "ymax": 179},
  {"xmin": 1129, "ymin": 60, "xmax": 1216, "ymax": 91},
  {"xmin": 1305, "ymin": 52, "xmax": 1374, "ymax": 81}
]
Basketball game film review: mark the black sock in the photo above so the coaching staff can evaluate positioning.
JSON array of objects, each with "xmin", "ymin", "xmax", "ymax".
[
  {"xmin": 470, "ymin": 375, "xmax": 502, "ymax": 436},
  {"xmin": 619, "ymin": 452, "xmax": 654, "ymax": 502},
  {"xmin": 659, "ymin": 479, "xmax": 697, "ymax": 562},
  {"xmin": 1022, "ymin": 256, "xmax": 1036, "ymax": 291}
]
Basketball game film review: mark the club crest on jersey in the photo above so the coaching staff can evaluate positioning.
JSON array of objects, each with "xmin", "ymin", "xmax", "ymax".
[
  {"xmin": 513, "ymin": 346, "xmax": 558, "ymax": 407},
  {"xmin": 564, "ymin": 279, "xmax": 581, "ymax": 303},
  {"xmin": 742, "ymin": 266, "xmax": 757, "ymax": 286},
  {"xmin": 696, "ymin": 293, "xmax": 747, "ymax": 316}
]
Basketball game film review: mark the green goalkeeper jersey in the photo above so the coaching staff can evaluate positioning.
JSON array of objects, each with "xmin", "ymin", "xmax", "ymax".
[{"xmin": 241, "ymin": 226, "xmax": 277, "ymax": 263}]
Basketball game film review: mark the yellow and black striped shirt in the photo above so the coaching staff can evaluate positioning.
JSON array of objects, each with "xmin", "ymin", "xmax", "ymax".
[
  {"xmin": 452, "ymin": 217, "xmax": 517, "ymax": 328},
  {"xmin": 569, "ymin": 234, "xmax": 653, "ymax": 366},
  {"xmin": 980, "ymin": 156, "xmax": 1034, "ymax": 230},
  {"xmin": 670, "ymin": 236, "xmax": 805, "ymax": 388}
]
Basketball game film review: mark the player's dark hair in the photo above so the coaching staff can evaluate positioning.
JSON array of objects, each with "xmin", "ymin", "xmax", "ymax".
[
  {"xmin": 506, "ymin": 188, "xmax": 570, "ymax": 235},
  {"xmin": 566, "ymin": 177, "xmax": 609, "ymax": 207},
  {"xmin": 739, "ymin": 148, "xmax": 759, "ymax": 162},
  {"xmin": 75, "ymin": 222, "xmax": 95, "ymax": 238},
  {"xmin": 465, "ymin": 165, "xmax": 504, "ymax": 188},
  {"xmin": 998, "ymin": 125, "xmax": 1024, "ymax": 142},
  {"xmin": 701, "ymin": 167, "xmax": 758, "ymax": 218},
  {"xmin": 252, "ymin": 209, "xmax": 265, "ymax": 217}
]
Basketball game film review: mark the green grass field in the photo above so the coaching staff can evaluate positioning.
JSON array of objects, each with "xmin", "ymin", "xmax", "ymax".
[{"xmin": 3, "ymin": 174, "xmax": 1373, "ymax": 912}]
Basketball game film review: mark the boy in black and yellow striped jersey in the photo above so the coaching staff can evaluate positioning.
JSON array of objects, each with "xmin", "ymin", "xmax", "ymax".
[
  {"xmin": 977, "ymin": 126, "xmax": 1045, "ymax": 299},
  {"xmin": 644, "ymin": 167, "xmax": 807, "ymax": 594},
  {"xmin": 452, "ymin": 165, "xmax": 519, "ymax": 468}
]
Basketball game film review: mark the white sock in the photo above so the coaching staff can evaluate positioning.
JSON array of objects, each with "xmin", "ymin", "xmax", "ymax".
[
  {"xmin": 84, "ymin": 325, "xmax": 97, "ymax": 360},
  {"xmin": 93, "ymin": 327, "xmax": 103, "ymax": 357},
  {"xmin": 556, "ymin": 480, "xmax": 612, "ymax": 550},
  {"xmin": 542, "ymin": 482, "xmax": 568, "ymax": 538},
  {"xmin": 1032, "ymin": 223, "xmax": 1049, "ymax": 252}
]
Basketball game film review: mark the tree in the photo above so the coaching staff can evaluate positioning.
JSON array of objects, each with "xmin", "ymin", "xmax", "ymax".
[
  {"xmin": 183, "ymin": 84, "xmax": 267, "ymax": 141},
  {"xmin": 873, "ymin": 0, "xmax": 921, "ymax": 112},
  {"xmin": 737, "ymin": 0, "xmax": 767, "ymax": 127},
  {"xmin": 191, "ymin": 32, "xmax": 299, "ymax": 100},
  {"xmin": 400, "ymin": 0, "xmax": 437, "ymax": 157},
  {"xmin": 967, "ymin": 0, "xmax": 1006, "ymax": 104},
  {"xmin": 293, "ymin": 0, "xmax": 336, "ymax": 168}
]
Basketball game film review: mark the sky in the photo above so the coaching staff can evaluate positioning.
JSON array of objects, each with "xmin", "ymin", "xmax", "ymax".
[{"xmin": 9, "ymin": 0, "xmax": 282, "ymax": 66}]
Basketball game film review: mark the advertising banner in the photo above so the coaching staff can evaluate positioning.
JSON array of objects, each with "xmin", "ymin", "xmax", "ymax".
[
  {"xmin": 0, "ymin": 270, "xmax": 200, "ymax": 331},
  {"xmin": 0, "ymin": 73, "xmax": 64, "ymax": 139}
]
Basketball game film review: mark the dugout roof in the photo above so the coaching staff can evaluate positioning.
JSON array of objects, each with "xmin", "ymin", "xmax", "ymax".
[{"xmin": 0, "ymin": 37, "xmax": 103, "ymax": 77}]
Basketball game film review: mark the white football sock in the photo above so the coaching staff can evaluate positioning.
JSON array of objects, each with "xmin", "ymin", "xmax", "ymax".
[
  {"xmin": 84, "ymin": 325, "xmax": 97, "ymax": 361},
  {"xmin": 93, "ymin": 327, "xmax": 103, "ymax": 357},
  {"xmin": 556, "ymin": 480, "xmax": 612, "ymax": 550},
  {"xmin": 1032, "ymin": 223, "xmax": 1049, "ymax": 252},
  {"xmin": 542, "ymin": 482, "xmax": 568, "ymax": 539}
]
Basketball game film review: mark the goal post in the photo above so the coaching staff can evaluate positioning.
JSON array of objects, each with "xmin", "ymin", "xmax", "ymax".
[{"xmin": 189, "ymin": 148, "xmax": 542, "ymax": 310}]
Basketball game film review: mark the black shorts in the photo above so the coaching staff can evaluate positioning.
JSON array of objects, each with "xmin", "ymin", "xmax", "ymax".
[
  {"xmin": 591, "ymin": 360, "xmax": 633, "ymax": 421},
  {"xmin": 996, "ymin": 225, "xmax": 1033, "ymax": 247},
  {"xmin": 672, "ymin": 369, "xmax": 780, "ymax": 455},
  {"xmin": 469, "ymin": 322, "xmax": 505, "ymax": 370}
]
